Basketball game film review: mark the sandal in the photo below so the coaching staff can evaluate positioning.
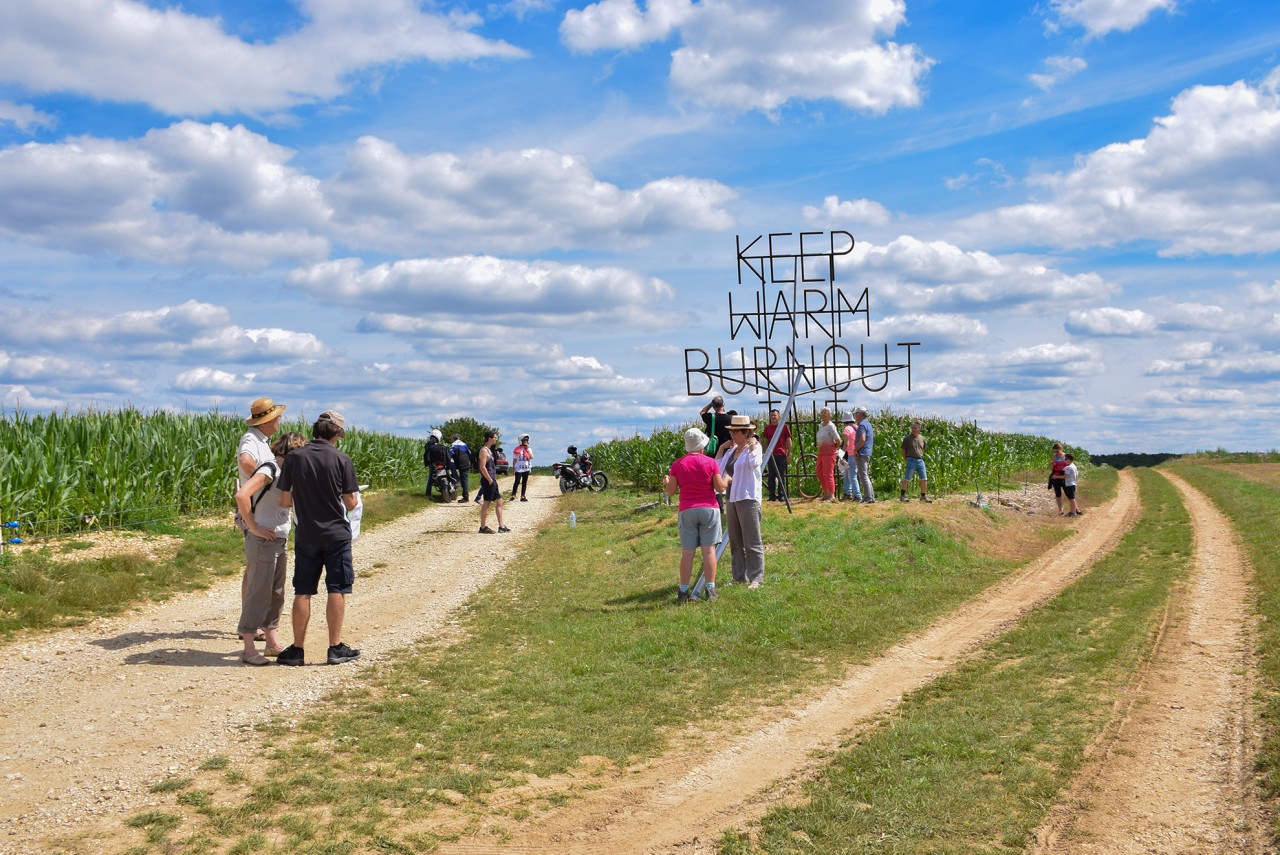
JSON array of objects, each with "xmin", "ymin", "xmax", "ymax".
[
  {"xmin": 241, "ymin": 652, "xmax": 270, "ymax": 666},
  {"xmin": 262, "ymin": 644, "xmax": 285, "ymax": 657}
]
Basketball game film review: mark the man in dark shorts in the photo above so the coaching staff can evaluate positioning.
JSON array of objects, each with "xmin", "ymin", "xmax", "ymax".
[{"xmin": 275, "ymin": 410, "xmax": 361, "ymax": 666}]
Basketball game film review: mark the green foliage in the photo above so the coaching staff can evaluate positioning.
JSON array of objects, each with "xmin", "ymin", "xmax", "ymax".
[
  {"xmin": 587, "ymin": 408, "xmax": 1090, "ymax": 497},
  {"xmin": 433, "ymin": 416, "xmax": 498, "ymax": 456},
  {"xmin": 0, "ymin": 406, "xmax": 423, "ymax": 537}
]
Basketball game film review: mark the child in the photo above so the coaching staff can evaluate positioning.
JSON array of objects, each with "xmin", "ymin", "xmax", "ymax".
[{"xmin": 1063, "ymin": 454, "xmax": 1081, "ymax": 517}]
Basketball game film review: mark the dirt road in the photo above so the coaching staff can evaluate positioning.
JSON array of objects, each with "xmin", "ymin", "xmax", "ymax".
[
  {"xmin": 0, "ymin": 477, "xmax": 562, "ymax": 853},
  {"xmin": 1029, "ymin": 470, "xmax": 1267, "ymax": 853}
]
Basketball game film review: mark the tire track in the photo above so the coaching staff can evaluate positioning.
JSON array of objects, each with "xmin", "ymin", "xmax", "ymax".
[
  {"xmin": 438, "ymin": 469, "xmax": 1142, "ymax": 854},
  {"xmin": 1029, "ymin": 470, "xmax": 1266, "ymax": 854}
]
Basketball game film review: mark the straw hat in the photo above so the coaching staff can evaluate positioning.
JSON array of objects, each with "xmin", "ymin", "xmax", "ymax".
[
  {"xmin": 726, "ymin": 414, "xmax": 756, "ymax": 433},
  {"xmin": 245, "ymin": 397, "xmax": 286, "ymax": 426}
]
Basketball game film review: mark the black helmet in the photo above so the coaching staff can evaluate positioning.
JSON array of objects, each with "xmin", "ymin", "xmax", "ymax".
[{"xmin": 567, "ymin": 445, "xmax": 577, "ymax": 455}]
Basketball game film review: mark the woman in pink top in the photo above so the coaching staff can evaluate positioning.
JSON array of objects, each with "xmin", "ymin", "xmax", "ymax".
[{"xmin": 666, "ymin": 428, "xmax": 729, "ymax": 604}]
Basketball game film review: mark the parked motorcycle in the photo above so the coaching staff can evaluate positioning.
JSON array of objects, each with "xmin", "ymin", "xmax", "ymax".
[
  {"xmin": 428, "ymin": 463, "xmax": 458, "ymax": 503},
  {"xmin": 552, "ymin": 448, "xmax": 609, "ymax": 493}
]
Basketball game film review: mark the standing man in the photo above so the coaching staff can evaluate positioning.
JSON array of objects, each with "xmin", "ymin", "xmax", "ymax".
[
  {"xmin": 451, "ymin": 434, "xmax": 473, "ymax": 503},
  {"xmin": 761, "ymin": 408, "xmax": 792, "ymax": 502},
  {"xmin": 423, "ymin": 430, "xmax": 449, "ymax": 499},
  {"xmin": 275, "ymin": 410, "xmax": 361, "ymax": 667},
  {"xmin": 238, "ymin": 397, "xmax": 285, "ymax": 483},
  {"xmin": 699, "ymin": 395, "xmax": 736, "ymax": 457},
  {"xmin": 477, "ymin": 429, "xmax": 509, "ymax": 534},
  {"xmin": 853, "ymin": 406, "xmax": 876, "ymax": 504},
  {"xmin": 899, "ymin": 421, "xmax": 932, "ymax": 503},
  {"xmin": 841, "ymin": 413, "xmax": 862, "ymax": 502}
]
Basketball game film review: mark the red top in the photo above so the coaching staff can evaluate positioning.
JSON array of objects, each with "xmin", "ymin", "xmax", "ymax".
[
  {"xmin": 762, "ymin": 423, "xmax": 791, "ymax": 456},
  {"xmin": 669, "ymin": 453, "xmax": 721, "ymax": 511}
]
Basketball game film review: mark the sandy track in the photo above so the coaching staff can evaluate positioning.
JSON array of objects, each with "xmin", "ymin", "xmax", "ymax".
[
  {"xmin": 0, "ymin": 477, "xmax": 561, "ymax": 854},
  {"xmin": 434, "ymin": 469, "xmax": 1143, "ymax": 854},
  {"xmin": 1029, "ymin": 470, "xmax": 1267, "ymax": 853}
]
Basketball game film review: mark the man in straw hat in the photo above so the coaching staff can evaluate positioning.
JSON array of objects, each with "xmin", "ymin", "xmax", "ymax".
[
  {"xmin": 239, "ymin": 397, "xmax": 286, "ymax": 484},
  {"xmin": 235, "ymin": 397, "xmax": 287, "ymax": 651},
  {"xmin": 276, "ymin": 410, "xmax": 362, "ymax": 666}
]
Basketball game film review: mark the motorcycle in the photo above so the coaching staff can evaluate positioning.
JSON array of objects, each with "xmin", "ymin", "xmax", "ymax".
[
  {"xmin": 552, "ymin": 455, "xmax": 609, "ymax": 493},
  {"xmin": 428, "ymin": 463, "xmax": 458, "ymax": 503}
]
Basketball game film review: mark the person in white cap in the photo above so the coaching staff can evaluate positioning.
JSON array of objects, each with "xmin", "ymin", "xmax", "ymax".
[{"xmin": 665, "ymin": 428, "xmax": 729, "ymax": 603}]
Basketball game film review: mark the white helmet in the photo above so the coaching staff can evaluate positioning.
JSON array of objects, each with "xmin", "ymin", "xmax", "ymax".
[{"xmin": 430, "ymin": 429, "xmax": 442, "ymax": 440}]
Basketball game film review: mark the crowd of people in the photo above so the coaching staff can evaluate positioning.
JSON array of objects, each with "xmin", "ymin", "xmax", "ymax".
[
  {"xmin": 230, "ymin": 395, "xmax": 1085, "ymax": 648},
  {"xmin": 666, "ymin": 398, "xmax": 1082, "ymax": 604}
]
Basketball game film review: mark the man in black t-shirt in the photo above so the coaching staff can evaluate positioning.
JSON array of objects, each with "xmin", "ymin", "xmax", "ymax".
[
  {"xmin": 699, "ymin": 396, "xmax": 736, "ymax": 456},
  {"xmin": 276, "ymin": 410, "xmax": 361, "ymax": 667}
]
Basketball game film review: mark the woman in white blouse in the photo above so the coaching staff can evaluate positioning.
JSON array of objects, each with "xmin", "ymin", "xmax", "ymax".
[{"xmin": 720, "ymin": 415, "xmax": 765, "ymax": 588}]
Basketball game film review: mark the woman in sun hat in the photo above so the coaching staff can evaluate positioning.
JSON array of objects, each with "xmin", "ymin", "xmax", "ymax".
[
  {"xmin": 665, "ymin": 428, "xmax": 729, "ymax": 604},
  {"xmin": 720, "ymin": 415, "xmax": 765, "ymax": 589}
]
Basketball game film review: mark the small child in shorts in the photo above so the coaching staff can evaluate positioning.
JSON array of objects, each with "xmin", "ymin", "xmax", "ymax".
[{"xmin": 1063, "ymin": 454, "xmax": 1081, "ymax": 517}]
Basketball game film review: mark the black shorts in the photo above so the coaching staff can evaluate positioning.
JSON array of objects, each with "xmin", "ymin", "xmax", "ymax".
[
  {"xmin": 293, "ymin": 538, "xmax": 355, "ymax": 595},
  {"xmin": 478, "ymin": 479, "xmax": 502, "ymax": 502},
  {"xmin": 1064, "ymin": 485, "xmax": 1077, "ymax": 500},
  {"xmin": 1051, "ymin": 480, "xmax": 1065, "ymax": 497}
]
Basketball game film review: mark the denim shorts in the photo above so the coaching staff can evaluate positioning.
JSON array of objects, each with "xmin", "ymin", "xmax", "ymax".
[
  {"xmin": 903, "ymin": 457, "xmax": 927, "ymax": 481},
  {"xmin": 293, "ymin": 538, "xmax": 355, "ymax": 595},
  {"xmin": 678, "ymin": 506, "xmax": 722, "ymax": 550}
]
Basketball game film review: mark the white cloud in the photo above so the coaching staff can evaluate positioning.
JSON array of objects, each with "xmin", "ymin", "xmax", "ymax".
[
  {"xmin": 983, "ymin": 342, "xmax": 1105, "ymax": 389},
  {"xmin": 562, "ymin": 0, "xmax": 933, "ymax": 115},
  {"xmin": 1029, "ymin": 55, "xmax": 1087, "ymax": 91},
  {"xmin": 802, "ymin": 195, "xmax": 892, "ymax": 227},
  {"xmin": 0, "ymin": 100, "xmax": 55, "ymax": 133},
  {"xmin": 172, "ymin": 367, "xmax": 256, "ymax": 394},
  {"xmin": 1158, "ymin": 302, "xmax": 1246, "ymax": 332},
  {"xmin": 288, "ymin": 255, "xmax": 676, "ymax": 325},
  {"xmin": 0, "ymin": 0, "xmax": 525, "ymax": 116},
  {"xmin": 325, "ymin": 138, "xmax": 735, "ymax": 253},
  {"xmin": 877, "ymin": 313, "xmax": 989, "ymax": 349},
  {"xmin": 845, "ymin": 235, "xmax": 1117, "ymax": 311},
  {"xmin": 1064, "ymin": 306, "xmax": 1157, "ymax": 336},
  {"xmin": 0, "ymin": 122, "xmax": 330, "ymax": 268},
  {"xmin": 962, "ymin": 68, "xmax": 1280, "ymax": 256},
  {"xmin": 945, "ymin": 158, "xmax": 1013, "ymax": 192},
  {"xmin": 1048, "ymin": 0, "xmax": 1176, "ymax": 37}
]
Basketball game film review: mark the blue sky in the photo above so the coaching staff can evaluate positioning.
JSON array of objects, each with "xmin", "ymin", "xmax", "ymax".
[{"xmin": 1, "ymin": 0, "xmax": 1278, "ymax": 457}]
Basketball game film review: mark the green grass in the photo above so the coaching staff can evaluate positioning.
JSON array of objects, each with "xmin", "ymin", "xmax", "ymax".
[
  {"xmin": 0, "ymin": 481, "xmax": 427, "ymax": 638},
  {"xmin": 720, "ymin": 467, "xmax": 1190, "ymax": 853},
  {"xmin": 1162, "ymin": 460, "xmax": 1280, "ymax": 838},
  {"xmin": 132, "ymin": 487, "xmax": 1071, "ymax": 852}
]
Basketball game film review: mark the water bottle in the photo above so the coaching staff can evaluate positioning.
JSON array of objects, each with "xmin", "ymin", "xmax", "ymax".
[{"xmin": 569, "ymin": 511, "xmax": 577, "ymax": 528}]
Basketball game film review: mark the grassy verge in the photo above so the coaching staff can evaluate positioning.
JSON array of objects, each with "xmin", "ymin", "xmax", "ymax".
[
  {"xmin": 118, "ymin": 487, "xmax": 1073, "ymax": 853},
  {"xmin": 720, "ymin": 467, "xmax": 1190, "ymax": 853},
  {"xmin": 1162, "ymin": 460, "xmax": 1280, "ymax": 838},
  {"xmin": 0, "ymin": 482, "xmax": 427, "ymax": 638}
]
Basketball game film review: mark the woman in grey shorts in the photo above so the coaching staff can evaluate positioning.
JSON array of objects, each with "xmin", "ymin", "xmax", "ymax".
[{"xmin": 665, "ymin": 428, "xmax": 729, "ymax": 604}]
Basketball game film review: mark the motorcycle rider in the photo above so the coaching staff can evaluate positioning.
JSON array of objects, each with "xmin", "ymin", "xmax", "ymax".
[
  {"xmin": 423, "ymin": 430, "xmax": 451, "ymax": 499},
  {"xmin": 450, "ymin": 434, "xmax": 473, "ymax": 503},
  {"xmin": 565, "ymin": 445, "xmax": 589, "ymax": 487}
]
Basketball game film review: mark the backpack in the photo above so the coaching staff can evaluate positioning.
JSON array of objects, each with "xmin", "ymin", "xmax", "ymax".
[
  {"xmin": 233, "ymin": 461, "xmax": 278, "ymax": 532},
  {"xmin": 705, "ymin": 413, "xmax": 720, "ymax": 455}
]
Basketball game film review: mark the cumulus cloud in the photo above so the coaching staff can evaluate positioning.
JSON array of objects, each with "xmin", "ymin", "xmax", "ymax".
[
  {"xmin": 0, "ymin": 123, "xmax": 735, "ymax": 265},
  {"xmin": 325, "ymin": 137, "xmax": 735, "ymax": 253},
  {"xmin": 1047, "ymin": 0, "xmax": 1176, "ymax": 37},
  {"xmin": 0, "ymin": 0, "xmax": 524, "ymax": 116},
  {"xmin": 0, "ymin": 122, "xmax": 330, "ymax": 268},
  {"xmin": 962, "ymin": 68, "xmax": 1280, "ymax": 256},
  {"xmin": 0, "ymin": 100, "xmax": 55, "ymax": 133},
  {"xmin": 172, "ymin": 367, "xmax": 257, "ymax": 394},
  {"xmin": 802, "ymin": 195, "xmax": 892, "ymax": 227},
  {"xmin": 0, "ymin": 300, "xmax": 327, "ymax": 363},
  {"xmin": 844, "ymin": 235, "xmax": 1117, "ymax": 311},
  {"xmin": 0, "ymin": 349, "xmax": 141, "ymax": 394},
  {"xmin": 982, "ymin": 342, "xmax": 1105, "ymax": 390},
  {"xmin": 1029, "ymin": 55, "xmax": 1087, "ymax": 91},
  {"xmin": 878, "ymin": 313, "xmax": 989, "ymax": 350},
  {"xmin": 288, "ymin": 255, "xmax": 676, "ymax": 326},
  {"xmin": 1158, "ymin": 302, "xmax": 1246, "ymax": 332},
  {"xmin": 1065, "ymin": 306, "xmax": 1157, "ymax": 336},
  {"xmin": 562, "ymin": 0, "xmax": 933, "ymax": 115}
]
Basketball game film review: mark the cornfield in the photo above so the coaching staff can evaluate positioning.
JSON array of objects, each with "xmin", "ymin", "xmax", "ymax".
[
  {"xmin": 0, "ymin": 407, "xmax": 424, "ymax": 538},
  {"xmin": 588, "ymin": 408, "xmax": 1089, "ymax": 497}
]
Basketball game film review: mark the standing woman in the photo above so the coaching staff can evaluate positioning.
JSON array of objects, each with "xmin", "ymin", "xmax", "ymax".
[
  {"xmin": 666, "ymin": 428, "xmax": 729, "ymax": 603},
  {"xmin": 234, "ymin": 431, "xmax": 306, "ymax": 665},
  {"xmin": 721, "ymin": 415, "xmax": 765, "ymax": 588},
  {"xmin": 510, "ymin": 433, "xmax": 533, "ymax": 501},
  {"xmin": 815, "ymin": 407, "xmax": 841, "ymax": 502}
]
